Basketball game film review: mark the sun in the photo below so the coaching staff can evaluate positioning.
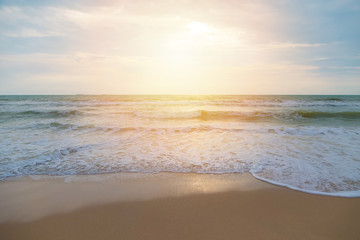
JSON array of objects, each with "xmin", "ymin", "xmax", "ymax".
[
  {"xmin": 159, "ymin": 21, "xmax": 215, "ymax": 66},
  {"xmin": 186, "ymin": 22, "xmax": 213, "ymax": 35}
]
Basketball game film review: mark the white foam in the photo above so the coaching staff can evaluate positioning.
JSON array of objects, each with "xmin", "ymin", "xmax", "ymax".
[{"xmin": 251, "ymin": 173, "xmax": 360, "ymax": 198}]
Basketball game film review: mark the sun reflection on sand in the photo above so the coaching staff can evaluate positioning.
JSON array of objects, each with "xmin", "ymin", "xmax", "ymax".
[{"xmin": 0, "ymin": 173, "xmax": 270, "ymax": 222}]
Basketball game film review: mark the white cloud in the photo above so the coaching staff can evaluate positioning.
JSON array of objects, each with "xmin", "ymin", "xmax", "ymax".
[
  {"xmin": 2, "ymin": 28, "xmax": 62, "ymax": 37},
  {"xmin": 258, "ymin": 42, "xmax": 326, "ymax": 50},
  {"xmin": 327, "ymin": 66, "xmax": 360, "ymax": 70},
  {"xmin": 312, "ymin": 57, "xmax": 331, "ymax": 61}
]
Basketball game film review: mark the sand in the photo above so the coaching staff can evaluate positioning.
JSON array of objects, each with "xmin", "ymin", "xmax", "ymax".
[{"xmin": 0, "ymin": 173, "xmax": 359, "ymax": 240}]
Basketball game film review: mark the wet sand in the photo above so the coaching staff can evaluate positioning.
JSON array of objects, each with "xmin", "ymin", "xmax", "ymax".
[{"xmin": 0, "ymin": 173, "xmax": 359, "ymax": 240}]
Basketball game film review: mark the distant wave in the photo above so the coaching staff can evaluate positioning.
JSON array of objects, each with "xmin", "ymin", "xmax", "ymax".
[
  {"xmin": 131, "ymin": 109, "xmax": 360, "ymax": 121},
  {"xmin": 2, "ymin": 96, "xmax": 360, "ymax": 109},
  {"xmin": 0, "ymin": 110, "xmax": 80, "ymax": 118},
  {"xmin": 317, "ymin": 97, "xmax": 344, "ymax": 101},
  {"xmin": 3, "ymin": 108, "xmax": 359, "ymax": 122},
  {"xmin": 66, "ymin": 99, "xmax": 360, "ymax": 108},
  {"xmin": 294, "ymin": 111, "xmax": 360, "ymax": 119}
]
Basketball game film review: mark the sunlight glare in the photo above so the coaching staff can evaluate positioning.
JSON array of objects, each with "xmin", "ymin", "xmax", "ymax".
[{"xmin": 187, "ymin": 22, "xmax": 213, "ymax": 35}]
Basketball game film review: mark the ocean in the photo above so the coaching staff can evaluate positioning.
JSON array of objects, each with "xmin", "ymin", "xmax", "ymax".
[{"xmin": 0, "ymin": 95, "xmax": 359, "ymax": 197}]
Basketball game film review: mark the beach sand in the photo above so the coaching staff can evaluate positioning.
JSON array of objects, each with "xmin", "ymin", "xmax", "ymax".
[{"xmin": 0, "ymin": 173, "xmax": 359, "ymax": 240}]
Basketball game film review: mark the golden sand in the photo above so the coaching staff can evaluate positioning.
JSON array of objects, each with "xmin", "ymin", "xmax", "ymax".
[{"xmin": 0, "ymin": 173, "xmax": 359, "ymax": 240}]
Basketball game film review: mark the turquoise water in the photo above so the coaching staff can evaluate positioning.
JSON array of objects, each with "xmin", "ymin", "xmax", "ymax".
[{"xmin": 0, "ymin": 95, "xmax": 359, "ymax": 196}]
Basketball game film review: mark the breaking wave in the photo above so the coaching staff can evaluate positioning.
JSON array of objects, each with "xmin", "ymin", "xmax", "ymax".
[
  {"xmin": 0, "ymin": 110, "xmax": 80, "ymax": 118},
  {"xmin": 131, "ymin": 109, "xmax": 360, "ymax": 121}
]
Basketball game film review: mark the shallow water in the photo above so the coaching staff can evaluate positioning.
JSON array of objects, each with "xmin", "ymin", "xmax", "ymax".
[{"xmin": 0, "ymin": 95, "xmax": 359, "ymax": 196}]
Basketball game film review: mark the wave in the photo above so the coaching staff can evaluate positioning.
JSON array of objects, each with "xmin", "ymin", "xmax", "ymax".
[
  {"xmin": 294, "ymin": 111, "xmax": 360, "ymax": 119},
  {"xmin": 1, "ymin": 145, "xmax": 95, "ymax": 179},
  {"xmin": 23, "ymin": 110, "xmax": 78, "ymax": 116},
  {"xmin": 1, "ymin": 96, "xmax": 360, "ymax": 110},
  {"xmin": 48, "ymin": 122, "xmax": 93, "ymax": 131},
  {"xmin": 198, "ymin": 110, "xmax": 268, "ymax": 121},
  {"xmin": 3, "ymin": 108, "xmax": 359, "ymax": 122},
  {"xmin": 0, "ymin": 110, "xmax": 80, "ymax": 118},
  {"xmin": 96, "ymin": 101, "xmax": 360, "ymax": 108},
  {"xmin": 132, "ymin": 109, "xmax": 360, "ymax": 121},
  {"xmin": 317, "ymin": 97, "xmax": 344, "ymax": 101},
  {"xmin": 251, "ymin": 173, "xmax": 360, "ymax": 198},
  {"xmin": 22, "ymin": 122, "xmax": 359, "ymax": 137},
  {"xmin": 21, "ymin": 122, "xmax": 138, "ymax": 134}
]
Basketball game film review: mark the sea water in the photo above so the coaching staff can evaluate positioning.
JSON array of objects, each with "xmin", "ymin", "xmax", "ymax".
[{"xmin": 0, "ymin": 95, "xmax": 359, "ymax": 197}]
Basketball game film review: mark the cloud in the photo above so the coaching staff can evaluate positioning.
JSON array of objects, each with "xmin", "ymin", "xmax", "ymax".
[
  {"xmin": 260, "ymin": 42, "xmax": 326, "ymax": 49},
  {"xmin": 0, "ymin": 0, "xmax": 359, "ymax": 94},
  {"xmin": 2, "ymin": 28, "xmax": 62, "ymax": 37},
  {"xmin": 327, "ymin": 66, "xmax": 360, "ymax": 70},
  {"xmin": 312, "ymin": 57, "xmax": 332, "ymax": 61}
]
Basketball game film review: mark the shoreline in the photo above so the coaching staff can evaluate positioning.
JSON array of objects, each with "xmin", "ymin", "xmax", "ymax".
[{"xmin": 1, "ymin": 172, "xmax": 360, "ymax": 240}]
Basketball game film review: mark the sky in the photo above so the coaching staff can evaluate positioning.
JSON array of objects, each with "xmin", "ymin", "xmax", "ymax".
[{"xmin": 0, "ymin": 0, "xmax": 359, "ymax": 95}]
